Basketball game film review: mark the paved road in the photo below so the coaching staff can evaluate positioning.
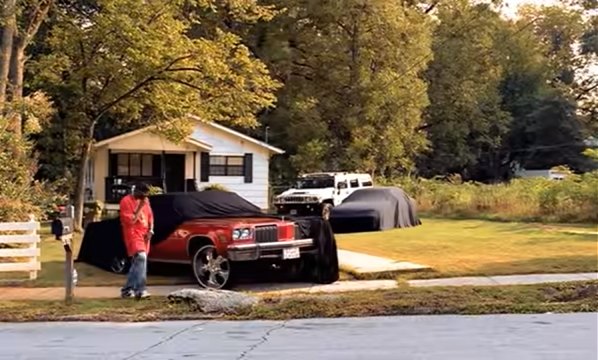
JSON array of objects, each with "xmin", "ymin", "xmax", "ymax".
[{"xmin": 0, "ymin": 313, "xmax": 596, "ymax": 359}]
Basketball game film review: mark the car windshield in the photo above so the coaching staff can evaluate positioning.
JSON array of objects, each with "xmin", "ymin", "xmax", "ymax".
[{"xmin": 296, "ymin": 176, "xmax": 335, "ymax": 189}]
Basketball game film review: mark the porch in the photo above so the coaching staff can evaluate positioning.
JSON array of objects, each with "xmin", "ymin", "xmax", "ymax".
[
  {"xmin": 87, "ymin": 130, "xmax": 213, "ymax": 205},
  {"xmin": 103, "ymin": 151, "xmax": 202, "ymax": 204}
]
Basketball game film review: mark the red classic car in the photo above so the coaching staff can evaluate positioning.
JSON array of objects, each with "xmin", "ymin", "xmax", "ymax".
[
  {"xmin": 78, "ymin": 191, "xmax": 339, "ymax": 289},
  {"xmin": 149, "ymin": 217, "xmax": 317, "ymax": 288}
]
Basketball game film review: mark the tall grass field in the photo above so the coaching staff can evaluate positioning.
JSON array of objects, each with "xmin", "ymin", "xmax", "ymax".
[{"xmin": 385, "ymin": 171, "xmax": 598, "ymax": 223}]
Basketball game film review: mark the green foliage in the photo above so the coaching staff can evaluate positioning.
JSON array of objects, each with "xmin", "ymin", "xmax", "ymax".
[
  {"xmin": 254, "ymin": 0, "xmax": 433, "ymax": 176},
  {"xmin": 387, "ymin": 172, "xmax": 598, "ymax": 223},
  {"xmin": 32, "ymin": 0, "xmax": 281, "ymax": 227},
  {"xmin": 583, "ymin": 148, "xmax": 598, "ymax": 160},
  {"xmin": 0, "ymin": 94, "xmax": 66, "ymax": 222},
  {"xmin": 147, "ymin": 186, "xmax": 163, "ymax": 196},
  {"xmin": 421, "ymin": 2, "xmax": 513, "ymax": 178},
  {"xmin": 201, "ymin": 183, "xmax": 229, "ymax": 192}
]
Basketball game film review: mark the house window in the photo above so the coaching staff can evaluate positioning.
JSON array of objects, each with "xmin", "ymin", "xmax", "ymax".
[
  {"xmin": 116, "ymin": 153, "xmax": 154, "ymax": 177},
  {"xmin": 209, "ymin": 155, "xmax": 245, "ymax": 176}
]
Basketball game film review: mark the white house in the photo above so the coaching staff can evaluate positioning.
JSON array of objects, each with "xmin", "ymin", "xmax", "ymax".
[{"xmin": 84, "ymin": 117, "xmax": 284, "ymax": 210}]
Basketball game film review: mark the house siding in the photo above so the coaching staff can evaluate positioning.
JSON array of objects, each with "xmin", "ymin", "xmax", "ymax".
[{"xmin": 191, "ymin": 124, "xmax": 271, "ymax": 209}]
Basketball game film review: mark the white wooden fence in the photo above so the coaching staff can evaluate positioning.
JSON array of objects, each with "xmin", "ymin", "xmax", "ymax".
[{"xmin": 0, "ymin": 216, "xmax": 41, "ymax": 280}]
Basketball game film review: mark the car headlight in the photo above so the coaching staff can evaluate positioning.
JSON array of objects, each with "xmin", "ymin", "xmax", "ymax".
[
  {"xmin": 232, "ymin": 229, "xmax": 241, "ymax": 240},
  {"xmin": 232, "ymin": 228, "xmax": 251, "ymax": 240},
  {"xmin": 241, "ymin": 228, "xmax": 251, "ymax": 238}
]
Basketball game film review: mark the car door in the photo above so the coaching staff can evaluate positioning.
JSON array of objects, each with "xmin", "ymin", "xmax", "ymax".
[{"xmin": 335, "ymin": 180, "xmax": 350, "ymax": 205}]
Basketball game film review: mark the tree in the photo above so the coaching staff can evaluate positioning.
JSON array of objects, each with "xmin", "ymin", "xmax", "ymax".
[
  {"xmin": 0, "ymin": 0, "xmax": 53, "ymax": 135},
  {"xmin": 503, "ymin": 4, "xmax": 597, "ymax": 173},
  {"xmin": 0, "ymin": 92, "xmax": 63, "ymax": 221},
  {"xmin": 251, "ymin": 0, "xmax": 433, "ymax": 178},
  {"xmin": 34, "ymin": 0, "xmax": 280, "ymax": 229},
  {"xmin": 418, "ymin": 1, "xmax": 512, "ymax": 180}
]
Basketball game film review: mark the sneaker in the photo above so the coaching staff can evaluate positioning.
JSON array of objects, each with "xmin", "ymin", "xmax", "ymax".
[
  {"xmin": 135, "ymin": 290, "xmax": 150, "ymax": 300},
  {"xmin": 121, "ymin": 290, "xmax": 134, "ymax": 299}
]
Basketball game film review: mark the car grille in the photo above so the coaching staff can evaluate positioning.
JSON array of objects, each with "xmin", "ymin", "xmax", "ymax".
[
  {"xmin": 280, "ymin": 196, "xmax": 310, "ymax": 203},
  {"xmin": 254, "ymin": 225, "xmax": 278, "ymax": 243}
]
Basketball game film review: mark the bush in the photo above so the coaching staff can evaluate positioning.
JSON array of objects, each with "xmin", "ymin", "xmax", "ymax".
[
  {"xmin": 385, "ymin": 172, "xmax": 598, "ymax": 223},
  {"xmin": 0, "ymin": 112, "xmax": 66, "ymax": 222},
  {"xmin": 201, "ymin": 184, "xmax": 229, "ymax": 192}
]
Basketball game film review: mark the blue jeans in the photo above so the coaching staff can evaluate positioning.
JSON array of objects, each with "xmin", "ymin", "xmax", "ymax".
[{"xmin": 121, "ymin": 252, "xmax": 147, "ymax": 296}]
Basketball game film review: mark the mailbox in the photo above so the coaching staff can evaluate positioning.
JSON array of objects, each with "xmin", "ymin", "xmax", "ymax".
[{"xmin": 51, "ymin": 217, "xmax": 74, "ymax": 240}]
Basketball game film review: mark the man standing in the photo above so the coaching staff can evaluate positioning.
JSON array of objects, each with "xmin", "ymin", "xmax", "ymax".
[{"xmin": 120, "ymin": 183, "xmax": 154, "ymax": 299}]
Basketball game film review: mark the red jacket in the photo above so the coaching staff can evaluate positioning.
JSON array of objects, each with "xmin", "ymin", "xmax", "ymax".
[{"xmin": 120, "ymin": 195, "xmax": 154, "ymax": 257}]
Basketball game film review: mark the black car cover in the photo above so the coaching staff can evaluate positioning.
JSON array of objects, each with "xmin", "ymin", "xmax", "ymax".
[
  {"xmin": 77, "ymin": 191, "xmax": 339, "ymax": 283},
  {"xmin": 329, "ymin": 187, "xmax": 421, "ymax": 233}
]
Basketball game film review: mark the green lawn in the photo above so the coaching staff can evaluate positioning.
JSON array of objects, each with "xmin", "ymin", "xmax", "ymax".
[
  {"xmin": 336, "ymin": 218, "xmax": 597, "ymax": 279},
  {"xmin": 0, "ymin": 226, "xmax": 193, "ymax": 287},
  {"xmin": 2, "ymin": 217, "xmax": 596, "ymax": 287}
]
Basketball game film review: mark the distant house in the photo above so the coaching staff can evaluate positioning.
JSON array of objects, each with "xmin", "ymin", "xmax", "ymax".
[{"xmin": 84, "ymin": 117, "xmax": 284, "ymax": 210}]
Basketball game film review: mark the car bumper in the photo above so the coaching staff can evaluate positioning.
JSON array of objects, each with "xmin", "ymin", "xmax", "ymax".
[
  {"xmin": 275, "ymin": 203, "xmax": 321, "ymax": 215},
  {"xmin": 227, "ymin": 238, "xmax": 316, "ymax": 261}
]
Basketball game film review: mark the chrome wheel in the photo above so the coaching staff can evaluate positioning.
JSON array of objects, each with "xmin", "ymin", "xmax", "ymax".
[
  {"xmin": 110, "ymin": 256, "xmax": 129, "ymax": 274},
  {"xmin": 192, "ymin": 245, "xmax": 231, "ymax": 289}
]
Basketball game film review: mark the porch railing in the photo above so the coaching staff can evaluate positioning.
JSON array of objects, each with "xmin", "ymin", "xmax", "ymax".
[
  {"xmin": 104, "ymin": 177, "xmax": 201, "ymax": 204},
  {"xmin": 104, "ymin": 177, "xmax": 163, "ymax": 204}
]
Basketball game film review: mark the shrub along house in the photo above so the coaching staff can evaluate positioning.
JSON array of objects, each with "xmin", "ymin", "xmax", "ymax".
[{"xmin": 84, "ymin": 118, "xmax": 284, "ymax": 210}]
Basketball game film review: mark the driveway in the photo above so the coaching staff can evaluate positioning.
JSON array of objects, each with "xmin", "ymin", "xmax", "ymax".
[{"xmin": 0, "ymin": 313, "xmax": 596, "ymax": 359}]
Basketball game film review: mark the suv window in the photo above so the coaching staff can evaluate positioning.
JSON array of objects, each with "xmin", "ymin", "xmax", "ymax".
[
  {"xmin": 337, "ymin": 181, "xmax": 348, "ymax": 189},
  {"xmin": 297, "ymin": 176, "xmax": 334, "ymax": 189},
  {"xmin": 362, "ymin": 181, "xmax": 373, "ymax": 186},
  {"xmin": 349, "ymin": 179, "xmax": 359, "ymax": 188}
]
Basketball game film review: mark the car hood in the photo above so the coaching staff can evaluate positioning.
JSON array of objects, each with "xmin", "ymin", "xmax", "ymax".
[
  {"xmin": 277, "ymin": 188, "xmax": 335, "ymax": 199},
  {"xmin": 182, "ymin": 217, "xmax": 286, "ymax": 227},
  {"xmin": 331, "ymin": 202, "xmax": 377, "ymax": 216}
]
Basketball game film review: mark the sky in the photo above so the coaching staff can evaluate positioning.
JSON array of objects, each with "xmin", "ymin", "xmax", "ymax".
[{"xmin": 501, "ymin": 0, "xmax": 561, "ymax": 18}]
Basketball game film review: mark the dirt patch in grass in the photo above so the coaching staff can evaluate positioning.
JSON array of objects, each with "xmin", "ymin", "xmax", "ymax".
[{"xmin": 1, "ymin": 281, "xmax": 596, "ymax": 322}]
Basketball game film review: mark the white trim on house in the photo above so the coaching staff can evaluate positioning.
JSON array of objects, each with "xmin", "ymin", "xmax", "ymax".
[
  {"xmin": 188, "ymin": 116, "xmax": 285, "ymax": 155},
  {"xmin": 93, "ymin": 116, "xmax": 284, "ymax": 155}
]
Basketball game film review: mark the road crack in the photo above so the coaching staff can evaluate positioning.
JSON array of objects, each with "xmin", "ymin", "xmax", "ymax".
[
  {"xmin": 236, "ymin": 321, "xmax": 287, "ymax": 360},
  {"xmin": 121, "ymin": 322, "xmax": 206, "ymax": 360}
]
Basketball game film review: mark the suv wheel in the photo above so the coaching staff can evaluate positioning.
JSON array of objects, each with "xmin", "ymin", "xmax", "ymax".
[
  {"xmin": 321, "ymin": 203, "xmax": 333, "ymax": 220},
  {"xmin": 192, "ymin": 244, "xmax": 231, "ymax": 289}
]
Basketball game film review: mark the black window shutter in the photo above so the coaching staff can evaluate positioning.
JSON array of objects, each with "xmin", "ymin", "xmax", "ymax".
[
  {"xmin": 200, "ymin": 152, "xmax": 210, "ymax": 182},
  {"xmin": 244, "ymin": 153, "xmax": 253, "ymax": 183},
  {"xmin": 109, "ymin": 152, "xmax": 117, "ymax": 177}
]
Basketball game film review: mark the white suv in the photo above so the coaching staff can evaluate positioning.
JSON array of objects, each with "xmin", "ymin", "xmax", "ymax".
[{"xmin": 274, "ymin": 172, "xmax": 373, "ymax": 219}]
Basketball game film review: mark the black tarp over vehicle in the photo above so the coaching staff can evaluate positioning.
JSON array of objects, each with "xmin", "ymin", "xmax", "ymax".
[
  {"xmin": 77, "ymin": 191, "xmax": 338, "ymax": 283},
  {"xmin": 329, "ymin": 187, "xmax": 421, "ymax": 233}
]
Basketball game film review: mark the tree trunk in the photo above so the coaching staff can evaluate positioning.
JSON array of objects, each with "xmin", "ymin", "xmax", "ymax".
[
  {"xmin": 7, "ymin": 39, "xmax": 25, "ymax": 135},
  {"xmin": 9, "ymin": 40, "xmax": 25, "ymax": 100},
  {"xmin": 0, "ymin": 0, "xmax": 16, "ymax": 105},
  {"xmin": 74, "ymin": 139, "xmax": 93, "ymax": 232}
]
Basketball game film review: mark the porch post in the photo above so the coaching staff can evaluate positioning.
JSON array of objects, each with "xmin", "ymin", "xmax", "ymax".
[
  {"xmin": 193, "ymin": 151, "xmax": 197, "ymax": 179},
  {"xmin": 161, "ymin": 151, "xmax": 166, "ymax": 192},
  {"xmin": 107, "ymin": 149, "xmax": 112, "ymax": 176}
]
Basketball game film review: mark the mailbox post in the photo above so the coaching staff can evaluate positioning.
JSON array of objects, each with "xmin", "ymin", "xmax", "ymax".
[{"xmin": 51, "ymin": 216, "xmax": 75, "ymax": 305}]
